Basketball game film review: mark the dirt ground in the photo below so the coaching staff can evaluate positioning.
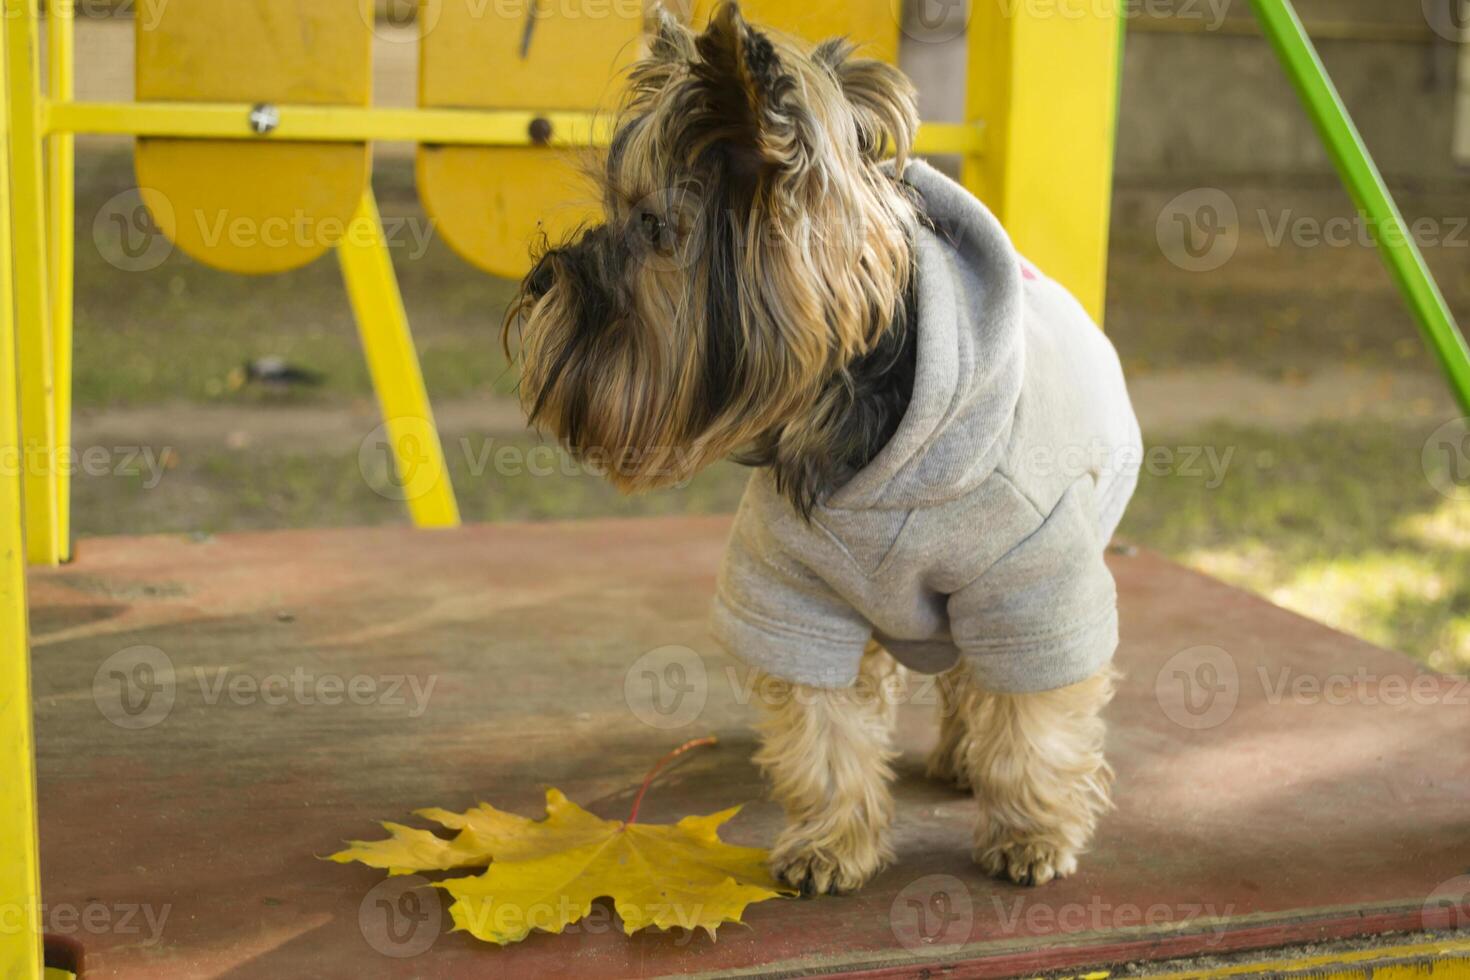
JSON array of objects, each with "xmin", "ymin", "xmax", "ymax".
[{"xmin": 62, "ymin": 151, "xmax": 1470, "ymax": 673}]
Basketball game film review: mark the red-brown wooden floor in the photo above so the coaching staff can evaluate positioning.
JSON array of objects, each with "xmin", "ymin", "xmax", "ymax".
[{"xmin": 25, "ymin": 517, "xmax": 1470, "ymax": 978}]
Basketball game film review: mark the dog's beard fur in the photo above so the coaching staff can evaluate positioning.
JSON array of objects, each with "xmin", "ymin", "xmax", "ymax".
[{"xmin": 504, "ymin": 2, "xmax": 920, "ymax": 514}]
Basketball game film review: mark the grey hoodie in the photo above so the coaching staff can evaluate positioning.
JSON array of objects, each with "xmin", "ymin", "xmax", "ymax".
[{"xmin": 710, "ymin": 160, "xmax": 1142, "ymax": 693}]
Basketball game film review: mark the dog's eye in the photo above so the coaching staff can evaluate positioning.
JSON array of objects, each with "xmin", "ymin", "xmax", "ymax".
[{"xmin": 639, "ymin": 210, "xmax": 666, "ymax": 246}]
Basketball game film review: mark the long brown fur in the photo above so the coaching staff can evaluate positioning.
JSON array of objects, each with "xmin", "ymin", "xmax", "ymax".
[{"xmin": 504, "ymin": 3, "xmax": 918, "ymax": 501}]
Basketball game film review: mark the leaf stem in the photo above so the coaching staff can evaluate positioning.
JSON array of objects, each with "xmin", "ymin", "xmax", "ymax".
[{"xmin": 626, "ymin": 736, "xmax": 718, "ymax": 824}]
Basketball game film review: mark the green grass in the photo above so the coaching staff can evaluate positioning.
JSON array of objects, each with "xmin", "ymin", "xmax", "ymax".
[{"xmin": 1119, "ymin": 420, "xmax": 1470, "ymax": 673}]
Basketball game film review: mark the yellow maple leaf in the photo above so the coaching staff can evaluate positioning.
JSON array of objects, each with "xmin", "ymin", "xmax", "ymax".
[
  {"xmin": 327, "ymin": 802, "xmax": 533, "ymax": 876},
  {"xmin": 328, "ymin": 737, "xmax": 793, "ymax": 944},
  {"xmin": 441, "ymin": 788, "xmax": 789, "ymax": 943}
]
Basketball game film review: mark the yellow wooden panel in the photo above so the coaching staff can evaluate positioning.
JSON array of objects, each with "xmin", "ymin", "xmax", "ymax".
[
  {"xmin": 134, "ymin": 0, "xmax": 372, "ymax": 274},
  {"xmin": 690, "ymin": 0, "xmax": 900, "ymax": 62},
  {"xmin": 964, "ymin": 0, "xmax": 1122, "ymax": 322},
  {"xmin": 417, "ymin": 0, "xmax": 641, "ymax": 277}
]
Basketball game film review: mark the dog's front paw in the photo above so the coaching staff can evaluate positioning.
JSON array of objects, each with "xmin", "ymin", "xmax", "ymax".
[
  {"xmin": 973, "ymin": 829, "xmax": 1078, "ymax": 887},
  {"xmin": 770, "ymin": 830, "xmax": 886, "ymax": 896}
]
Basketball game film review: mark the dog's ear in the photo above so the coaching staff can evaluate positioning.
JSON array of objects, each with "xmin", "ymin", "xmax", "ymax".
[
  {"xmin": 647, "ymin": 5, "xmax": 696, "ymax": 64},
  {"xmin": 690, "ymin": 2, "xmax": 814, "ymax": 175},
  {"xmin": 814, "ymin": 39, "xmax": 919, "ymax": 169}
]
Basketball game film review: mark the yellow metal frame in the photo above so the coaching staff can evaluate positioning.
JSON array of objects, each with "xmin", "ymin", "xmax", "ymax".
[
  {"xmin": 46, "ymin": 1, "xmax": 73, "ymax": 558},
  {"xmin": 45, "ymin": 101, "xmax": 987, "ymax": 155},
  {"xmin": 5, "ymin": 0, "xmax": 58, "ymax": 565},
  {"xmin": 0, "ymin": 9, "xmax": 44, "ymax": 978},
  {"xmin": 965, "ymin": 0, "xmax": 1123, "ymax": 322},
  {"xmin": 338, "ymin": 191, "xmax": 459, "ymax": 527}
]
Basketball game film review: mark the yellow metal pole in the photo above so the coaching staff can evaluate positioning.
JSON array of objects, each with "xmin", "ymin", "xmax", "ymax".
[
  {"xmin": 0, "ymin": 7, "xmax": 45, "ymax": 976},
  {"xmin": 963, "ymin": 0, "xmax": 1123, "ymax": 323},
  {"xmin": 4, "ymin": 0, "xmax": 58, "ymax": 565},
  {"xmin": 42, "ymin": 101, "xmax": 987, "ymax": 156},
  {"xmin": 337, "ymin": 190, "xmax": 460, "ymax": 528},
  {"xmin": 46, "ymin": 0, "xmax": 75, "ymax": 560}
]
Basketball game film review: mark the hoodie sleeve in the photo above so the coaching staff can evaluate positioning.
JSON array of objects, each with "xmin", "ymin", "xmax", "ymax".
[
  {"xmin": 946, "ymin": 476, "xmax": 1119, "ymax": 693},
  {"xmin": 710, "ymin": 489, "xmax": 873, "ymax": 690}
]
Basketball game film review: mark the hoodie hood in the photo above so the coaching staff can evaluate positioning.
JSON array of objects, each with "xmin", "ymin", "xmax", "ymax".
[{"xmin": 824, "ymin": 159, "xmax": 1026, "ymax": 511}]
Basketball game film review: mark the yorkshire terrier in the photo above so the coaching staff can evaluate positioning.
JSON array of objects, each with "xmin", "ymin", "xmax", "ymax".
[{"xmin": 505, "ymin": 3, "xmax": 1142, "ymax": 893}]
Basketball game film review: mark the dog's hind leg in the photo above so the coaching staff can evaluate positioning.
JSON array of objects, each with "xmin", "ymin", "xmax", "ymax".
[
  {"xmin": 755, "ymin": 641, "xmax": 903, "ymax": 895},
  {"xmin": 924, "ymin": 663, "xmax": 974, "ymax": 789},
  {"xmin": 964, "ymin": 666, "xmax": 1116, "ymax": 886}
]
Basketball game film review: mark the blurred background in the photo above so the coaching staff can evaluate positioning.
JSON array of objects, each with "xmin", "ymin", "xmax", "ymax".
[{"xmin": 64, "ymin": 0, "xmax": 1470, "ymax": 673}]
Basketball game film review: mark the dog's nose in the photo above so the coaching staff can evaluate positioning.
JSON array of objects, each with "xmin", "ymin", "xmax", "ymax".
[{"xmin": 527, "ymin": 255, "xmax": 556, "ymax": 300}]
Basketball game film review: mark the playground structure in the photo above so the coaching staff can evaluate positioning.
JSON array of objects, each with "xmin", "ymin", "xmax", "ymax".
[{"xmin": 1, "ymin": 0, "xmax": 1469, "ymax": 977}]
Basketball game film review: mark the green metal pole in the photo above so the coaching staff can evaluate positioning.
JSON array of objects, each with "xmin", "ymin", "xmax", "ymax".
[{"xmin": 1250, "ymin": 0, "xmax": 1470, "ymax": 417}]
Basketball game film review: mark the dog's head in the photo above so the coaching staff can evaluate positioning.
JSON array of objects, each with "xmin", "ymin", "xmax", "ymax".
[{"xmin": 504, "ymin": 2, "xmax": 918, "ymax": 492}]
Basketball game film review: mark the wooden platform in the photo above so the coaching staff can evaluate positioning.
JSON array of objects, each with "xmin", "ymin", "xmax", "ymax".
[{"xmin": 26, "ymin": 519, "xmax": 1470, "ymax": 978}]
